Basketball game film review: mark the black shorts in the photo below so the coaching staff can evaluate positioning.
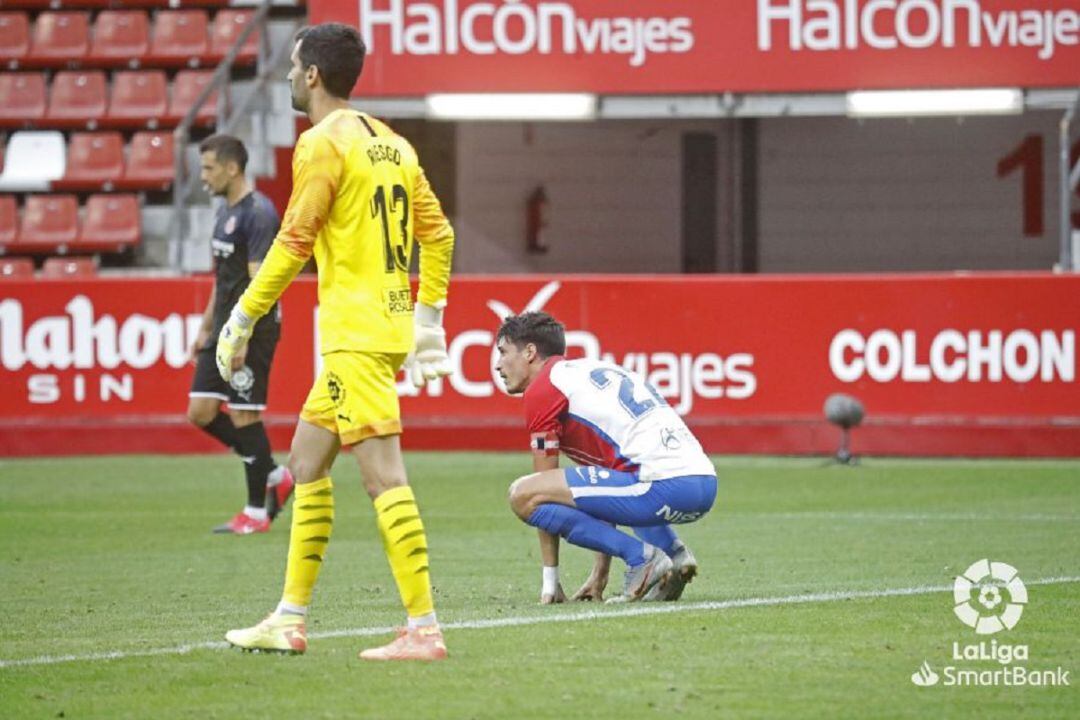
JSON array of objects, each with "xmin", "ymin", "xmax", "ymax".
[{"xmin": 189, "ymin": 328, "xmax": 280, "ymax": 410}]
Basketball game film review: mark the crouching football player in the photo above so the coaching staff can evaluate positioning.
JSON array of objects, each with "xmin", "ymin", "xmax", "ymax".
[{"xmin": 496, "ymin": 312, "xmax": 717, "ymax": 603}]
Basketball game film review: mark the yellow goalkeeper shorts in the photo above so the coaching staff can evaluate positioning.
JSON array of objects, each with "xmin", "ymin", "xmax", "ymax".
[{"xmin": 300, "ymin": 351, "xmax": 407, "ymax": 446}]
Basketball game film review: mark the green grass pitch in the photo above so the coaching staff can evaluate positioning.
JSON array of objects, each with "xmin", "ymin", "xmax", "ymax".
[{"xmin": 1, "ymin": 453, "xmax": 1078, "ymax": 719}]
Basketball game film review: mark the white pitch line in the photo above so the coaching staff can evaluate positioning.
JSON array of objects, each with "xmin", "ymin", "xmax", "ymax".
[
  {"xmin": 3, "ymin": 575, "xmax": 1079, "ymax": 670},
  {"xmin": 735, "ymin": 512, "xmax": 1080, "ymax": 522}
]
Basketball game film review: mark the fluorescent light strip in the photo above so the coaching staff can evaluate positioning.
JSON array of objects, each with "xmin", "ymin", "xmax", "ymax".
[
  {"xmin": 426, "ymin": 93, "xmax": 597, "ymax": 120},
  {"xmin": 847, "ymin": 88, "xmax": 1023, "ymax": 117}
]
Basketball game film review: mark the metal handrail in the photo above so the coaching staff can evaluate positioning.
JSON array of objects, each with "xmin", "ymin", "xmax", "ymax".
[
  {"xmin": 1059, "ymin": 90, "xmax": 1080, "ymax": 271},
  {"xmin": 169, "ymin": 0, "xmax": 280, "ymax": 270}
]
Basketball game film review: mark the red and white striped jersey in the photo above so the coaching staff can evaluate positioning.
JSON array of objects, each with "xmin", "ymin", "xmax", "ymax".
[{"xmin": 524, "ymin": 356, "xmax": 715, "ymax": 481}]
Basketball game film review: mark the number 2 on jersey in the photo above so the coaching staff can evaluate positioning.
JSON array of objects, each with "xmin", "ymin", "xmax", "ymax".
[
  {"xmin": 372, "ymin": 184, "xmax": 410, "ymax": 273},
  {"xmin": 589, "ymin": 367, "xmax": 668, "ymax": 419}
]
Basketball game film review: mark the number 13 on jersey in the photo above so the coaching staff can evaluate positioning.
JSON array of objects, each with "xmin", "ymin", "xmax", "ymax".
[{"xmin": 371, "ymin": 183, "xmax": 411, "ymax": 274}]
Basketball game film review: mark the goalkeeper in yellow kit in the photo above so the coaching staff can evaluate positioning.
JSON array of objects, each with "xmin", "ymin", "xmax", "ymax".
[{"xmin": 215, "ymin": 23, "xmax": 454, "ymax": 661}]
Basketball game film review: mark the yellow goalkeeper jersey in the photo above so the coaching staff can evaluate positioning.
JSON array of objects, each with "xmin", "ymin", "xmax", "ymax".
[{"xmin": 240, "ymin": 108, "xmax": 455, "ymax": 355}]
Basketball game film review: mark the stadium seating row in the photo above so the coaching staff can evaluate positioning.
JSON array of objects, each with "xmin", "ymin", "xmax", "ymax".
[
  {"xmin": 1, "ymin": 0, "xmax": 232, "ymax": 10},
  {"xmin": 0, "ymin": 70, "xmax": 218, "ymax": 130},
  {"xmin": 1, "ymin": 255, "xmax": 98, "ymax": 277},
  {"xmin": 0, "ymin": 130, "xmax": 175, "ymax": 192},
  {"xmin": 0, "ymin": 10, "xmax": 258, "ymax": 69},
  {"xmin": 1, "ymin": 194, "xmax": 141, "ymax": 255}
]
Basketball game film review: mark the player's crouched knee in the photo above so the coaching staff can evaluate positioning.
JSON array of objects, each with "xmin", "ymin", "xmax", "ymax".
[{"xmin": 507, "ymin": 475, "xmax": 535, "ymax": 521}]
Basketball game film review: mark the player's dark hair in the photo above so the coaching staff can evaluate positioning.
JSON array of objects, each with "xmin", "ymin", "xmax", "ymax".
[
  {"xmin": 497, "ymin": 312, "xmax": 566, "ymax": 359},
  {"xmin": 295, "ymin": 23, "xmax": 366, "ymax": 100},
  {"xmin": 198, "ymin": 134, "xmax": 248, "ymax": 172}
]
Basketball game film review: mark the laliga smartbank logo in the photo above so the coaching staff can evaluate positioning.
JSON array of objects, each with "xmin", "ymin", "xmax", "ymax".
[
  {"xmin": 953, "ymin": 559, "xmax": 1026, "ymax": 635},
  {"xmin": 910, "ymin": 560, "xmax": 1070, "ymax": 689}
]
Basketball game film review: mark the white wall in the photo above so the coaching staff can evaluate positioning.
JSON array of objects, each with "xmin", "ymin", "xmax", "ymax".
[
  {"xmin": 757, "ymin": 113, "xmax": 1064, "ymax": 272},
  {"xmin": 453, "ymin": 113, "xmax": 1070, "ymax": 273},
  {"xmin": 454, "ymin": 119, "xmax": 734, "ymax": 273}
]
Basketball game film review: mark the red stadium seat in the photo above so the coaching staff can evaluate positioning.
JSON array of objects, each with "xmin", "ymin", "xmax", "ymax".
[
  {"xmin": 1, "ymin": 257, "xmax": 34, "ymax": 278},
  {"xmin": 169, "ymin": 69, "xmax": 218, "ymax": 125},
  {"xmin": 150, "ymin": 10, "xmax": 209, "ymax": 65},
  {"xmin": 78, "ymin": 193, "xmax": 140, "ymax": 251},
  {"xmin": 63, "ymin": 0, "xmax": 232, "ymax": 6},
  {"xmin": 18, "ymin": 194, "xmax": 78, "ymax": 252},
  {"xmin": 55, "ymin": 132, "xmax": 124, "ymax": 190},
  {"xmin": 0, "ymin": 195, "xmax": 17, "ymax": 247},
  {"xmin": 0, "ymin": 13, "xmax": 31, "ymax": 67},
  {"xmin": 42, "ymin": 256, "xmax": 96, "ymax": 277},
  {"xmin": 210, "ymin": 10, "xmax": 257, "ymax": 62},
  {"xmin": 90, "ymin": 11, "xmax": 150, "ymax": 66},
  {"xmin": 28, "ymin": 12, "xmax": 90, "ymax": 66},
  {"xmin": 46, "ymin": 70, "xmax": 107, "ymax": 127},
  {"xmin": 59, "ymin": 0, "xmax": 146, "ymax": 6},
  {"xmin": 120, "ymin": 131, "xmax": 173, "ymax": 189},
  {"xmin": 107, "ymin": 70, "xmax": 167, "ymax": 127},
  {"xmin": 0, "ymin": 72, "xmax": 46, "ymax": 127}
]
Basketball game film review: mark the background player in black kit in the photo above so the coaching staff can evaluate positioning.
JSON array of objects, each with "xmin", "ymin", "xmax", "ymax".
[{"xmin": 187, "ymin": 134, "xmax": 294, "ymax": 534}]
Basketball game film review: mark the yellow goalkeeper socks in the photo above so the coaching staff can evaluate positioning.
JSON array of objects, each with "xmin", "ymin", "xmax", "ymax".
[
  {"xmin": 281, "ymin": 477, "xmax": 334, "ymax": 609},
  {"xmin": 374, "ymin": 485, "xmax": 435, "ymax": 619}
]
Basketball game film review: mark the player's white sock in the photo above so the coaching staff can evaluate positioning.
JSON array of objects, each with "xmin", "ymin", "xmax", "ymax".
[
  {"xmin": 542, "ymin": 566, "xmax": 560, "ymax": 597},
  {"xmin": 244, "ymin": 505, "xmax": 268, "ymax": 521},
  {"xmin": 275, "ymin": 601, "xmax": 307, "ymax": 617},
  {"xmin": 267, "ymin": 465, "xmax": 287, "ymax": 487},
  {"xmin": 407, "ymin": 612, "xmax": 437, "ymax": 629},
  {"xmin": 632, "ymin": 543, "xmax": 658, "ymax": 568}
]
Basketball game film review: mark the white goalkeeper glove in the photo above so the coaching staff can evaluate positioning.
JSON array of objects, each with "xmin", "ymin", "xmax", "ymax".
[
  {"xmin": 215, "ymin": 305, "xmax": 255, "ymax": 383},
  {"xmin": 406, "ymin": 302, "xmax": 452, "ymax": 388}
]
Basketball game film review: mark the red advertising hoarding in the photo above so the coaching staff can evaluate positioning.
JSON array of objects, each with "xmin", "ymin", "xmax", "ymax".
[
  {"xmin": 1, "ymin": 273, "xmax": 1078, "ymax": 457},
  {"xmin": 306, "ymin": 1, "xmax": 1080, "ymax": 95}
]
